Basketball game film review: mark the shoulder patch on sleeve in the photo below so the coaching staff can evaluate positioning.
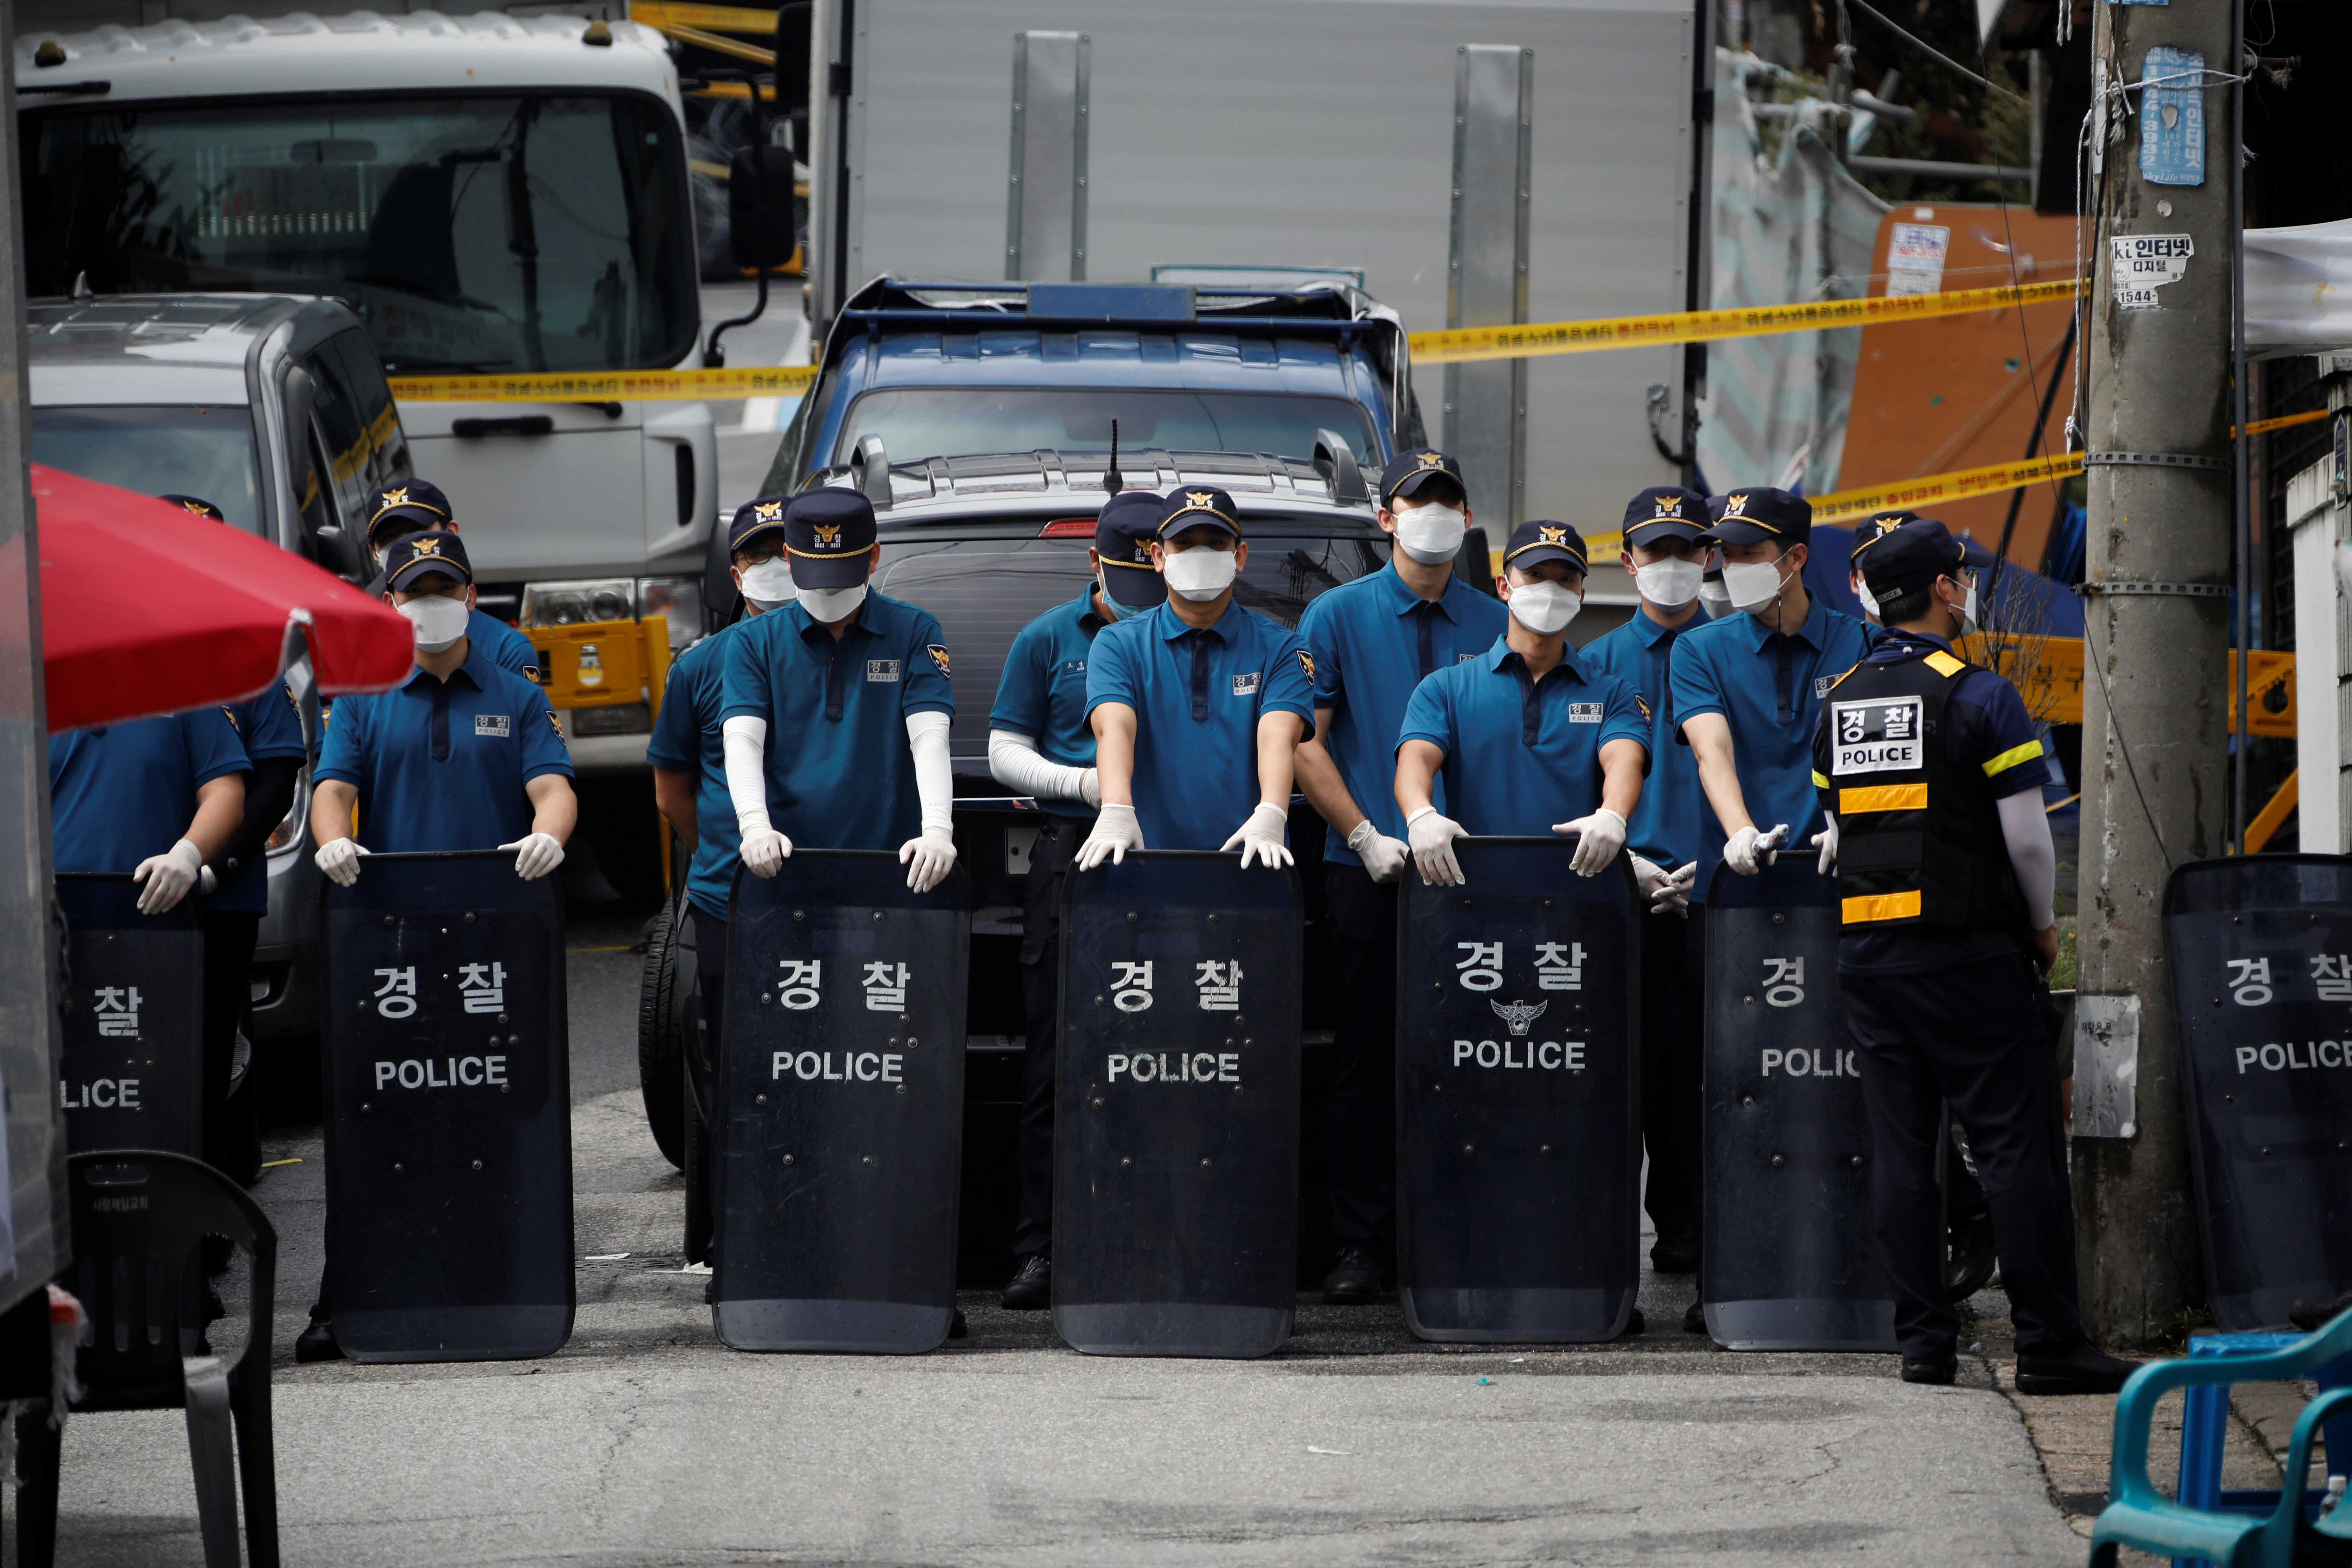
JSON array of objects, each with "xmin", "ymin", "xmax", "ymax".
[
  {"xmin": 1924, "ymin": 650, "xmax": 1968, "ymax": 678},
  {"xmin": 523, "ymin": 664, "xmax": 543, "ymax": 683},
  {"xmin": 1297, "ymin": 648, "xmax": 1315, "ymax": 681},
  {"xmin": 548, "ymin": 710, "xmax": 566, "ymax": 740},
  {"xmin": 927, "ymin": 644, "xmax": 951, "ymax": 677},
  {"xmin": 220, "ymin": 706, "xmax": 240, "ymax": 733},
  {"xmin": 1634, "ymin": 692, "xmax": 1653, "ymax": 722},
  {"xmin": 284, "ymin": 683, "xmax": 299, "ymax": 713}
]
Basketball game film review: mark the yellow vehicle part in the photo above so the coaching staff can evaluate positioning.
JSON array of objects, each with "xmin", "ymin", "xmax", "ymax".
[
  {"xmin": 524, "ymin": 615, "xmax": 672, "ymax": 736},
  {"xmin": 1959, "ymin": 634, "xmax": 2295, "ymax": 740}
]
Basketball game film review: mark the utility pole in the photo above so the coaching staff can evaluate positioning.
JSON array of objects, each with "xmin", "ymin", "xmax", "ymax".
[{"xmin": 2071, "ymin": 0, "xmax": 2239, "ymax": 1344}]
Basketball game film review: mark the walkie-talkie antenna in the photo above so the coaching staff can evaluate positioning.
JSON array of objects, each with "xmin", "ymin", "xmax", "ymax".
[{"xmin": 1105, "ymin": 419, "xmax": 1123, "ymax": 495}]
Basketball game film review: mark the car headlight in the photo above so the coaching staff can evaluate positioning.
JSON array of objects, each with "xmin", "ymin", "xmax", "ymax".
[
  {"xmin": 265, "ymin": 766, "xmax": 311, "ymax": 855},
  {"xmin": 637, "ymin": 576, "xmax": 703, "ymax": 649},
  {"xmin": 521, "ymin": 578, "xmax": 635, "ymax": 628}
]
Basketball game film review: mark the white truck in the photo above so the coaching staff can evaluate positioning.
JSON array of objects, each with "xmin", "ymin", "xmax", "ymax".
[{"xmin": 14, "ymin": 8, "xmax": 722, "ymax": 769}]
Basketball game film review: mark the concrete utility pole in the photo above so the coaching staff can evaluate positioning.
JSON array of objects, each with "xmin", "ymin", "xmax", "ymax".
[{"xmin": 2071, "ymin": 0, "xmax": 2239, "ymax": 1344}]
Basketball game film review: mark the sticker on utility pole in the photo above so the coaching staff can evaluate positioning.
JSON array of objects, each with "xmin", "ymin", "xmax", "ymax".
[
  {"xmin": 2110, "ymin": 234, "xmax": 2193, "ymax": 310},
  {"xmin": 2138, "ymin": 46, "xmax": 2205, "ymax": 186},
  {"xmin": 1885, "ymin": 223, "xmax": 1950, "ymax": 298}
]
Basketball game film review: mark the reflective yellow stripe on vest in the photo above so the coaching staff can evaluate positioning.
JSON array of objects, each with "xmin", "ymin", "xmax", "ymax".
[
  {"xmin": 1839, "ymin": 783, "xmax": 1928, "ymax": 814},
  {"xmin": 1842, "ymin": 889, "xmax": 1925, "ymax": 924}
]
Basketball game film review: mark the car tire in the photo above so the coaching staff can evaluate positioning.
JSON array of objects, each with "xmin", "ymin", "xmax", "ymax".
[{"xmin": 637, "ymin": 893, "xmax": 688, "ymax": 1169}]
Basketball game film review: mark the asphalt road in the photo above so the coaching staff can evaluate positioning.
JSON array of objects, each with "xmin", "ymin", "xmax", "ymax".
[{"xmin": 28, "ymin": 906, "xmax": 2084, "ymax": 1568}]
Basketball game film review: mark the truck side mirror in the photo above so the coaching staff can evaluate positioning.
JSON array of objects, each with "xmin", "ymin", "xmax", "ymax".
[
  {"xmin": 313, "ymin": 523, "xmax": 362, "ymax": 580},
  {"xmin": 775, "ymin": 3, "xmax": 813, "ymax": 126},
  {"xmin": 729, "ymin": 144, "xmax": 801, "ymax": 272}
]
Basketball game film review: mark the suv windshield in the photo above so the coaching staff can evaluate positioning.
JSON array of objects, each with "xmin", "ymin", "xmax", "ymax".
[
  {"xmin": 22, "ymin": 94, "xmax": 696, "ymax": 374},
  {"xmin": 32, "ymin": 405, "xmax": 262, "ymax": 536},
  {"xmin": 873, "ymin": 532, "xmax": 1387, "ymax": 761},
  {"xmin": 835, "ymin": 388, "xmax": 1379, "ymax": 468}
]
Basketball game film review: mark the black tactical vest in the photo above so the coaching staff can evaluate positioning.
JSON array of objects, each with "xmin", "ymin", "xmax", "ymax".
[{"xmin": 1823, "ymin": 646, "xmax": 2029, "ymax": 935}]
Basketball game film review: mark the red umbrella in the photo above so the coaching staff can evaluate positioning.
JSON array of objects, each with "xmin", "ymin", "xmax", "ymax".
[{"xmin": 29, "ymin": 464, "xmax": 415, "ymax": 732}]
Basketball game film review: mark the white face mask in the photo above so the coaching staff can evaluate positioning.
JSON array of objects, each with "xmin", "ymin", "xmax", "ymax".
[
  {"xmin": 1162, "ymin": 545, "xmax": 1238, "ymax": 602},
  {"xmin": 1852, "ymin": 577, "xmax": 1881, "ymax": 620},
  {"xmin": 398, "ymin": 593, "xmax": 470, "ymax": 653},
  {"xmin": 1632, "ymin": 557, "xmax": 1703, "ymax": 610},
  {"xmin": 1952, "ymin": 579, "xmax": 1980, "ymax": 637},
  {"xmin": 797, "ymin": 582, "xmax": 868, "ymax": 623},
  {"xmin": 1507, "ymin": 579, "xmax": 1582, "ymax": 636},
  {"xmin": 738, "ymin": 558, "xmax": 796, "ymax": 611},
  {"xmin": 1723, "ymin": 556, "xmax": 1793, "ymax": 616},
  {"xmin": 1699, "ymin": 576, "xmax": 1731, "ymax": 617},
  {"xmin": 1391, "ymin": 500, "xmax": 1467, "ymax": 566}
]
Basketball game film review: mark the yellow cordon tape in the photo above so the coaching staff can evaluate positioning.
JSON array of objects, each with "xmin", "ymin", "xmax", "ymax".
[
  {"xmin": 1406, "ymin": 277, "xmax": 2086, "ymax": 365},
  {"xmin": 386, "ymin": 365, "xmax": 817, "ymax": 404}
]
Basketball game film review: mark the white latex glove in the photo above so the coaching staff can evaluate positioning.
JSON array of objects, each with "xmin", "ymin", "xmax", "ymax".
[
  {"xmin": 739, "ymin": 826, "xmax": 790, "ymax": 879},
  {"xmin": 1813, "ymin": 814, "xmax": 1839, "ymax": 875},
  {"xmin": 899, "ymin": 825, "xmax": 957, "ymax": 892},
  {"xmin": 199, "ymin": 865, "xmax": 218, "ymax": 897},
  {"xmin": 1558, "ymin": 807, "xmax": 1629, "ymax": 878},
  {"xmin": 1407, "ymin": 807, "xmax": 1468, "ymax": 887},
  {"xmin": 315, "ymin": 837, "xmax": 368, "ymax": 888},
  {"xmin": 1724, "ymin": 822, "xmax": 1790, "ymax": 876},
  {"xmin": 1630, "ymin": 853, "xmax": 1670, "ymax": 904},
  {"xmin": 1076, "ymin": 803, "xmax": 1143, "ymax": 870},
  {"xmin": 500, "ymin": 832, "xmax": 566, "ymax": 881},
  {"xmin": 1221, "ymin": 802, "xmax": 1294, "ymax": 870},
  {"xmin": 1079, "ymin": 768, "xmax": 1102, "ymax": 810},
  {"xmin": 1652, "ymin": 860, "xmax": 1696, "ymax": 916},
  {"xmin": 1347, "ymin": 820, "xmax": 1410, "ymax": 885},
  {"xmin": 133, "ymin": 838, "xmax": 203, "ymax": 914}
]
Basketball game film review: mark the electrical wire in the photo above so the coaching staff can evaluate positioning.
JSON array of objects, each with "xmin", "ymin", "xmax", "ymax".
[
  {"xmin": 2080, "ymin": 604, "xmax": 2175, "ymax": 872},
  {"xmin": 1846, "ymin": 0, "xmax": 2029, "ymax": 103}
]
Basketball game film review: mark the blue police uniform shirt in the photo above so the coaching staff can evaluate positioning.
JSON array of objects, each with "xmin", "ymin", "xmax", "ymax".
[
  {"xmin": 316, "ymin": 643, "xmax": 574, "ymax": 850},
  {"xmin": 719, "ymin": 592, "xmax": 954, "ymax": 852},
  {"xmin": 1814, "ymin": 626, "xmax": 2056, "ymax": 977},
  {"xmin": 647, "ymin": 617, "xmax": 758, "ymax": 924},
  {"xmin": 1084, "ymin": 598, "xmax": 1315, "ymax": 852},
  {"xmin": 1297, "ymin": 562, "xmax": 1507, "ymax": 866},
  {"xmin": 1399, "ymin": 636, "xmax": 1649, "ymax": 837},
  {"xmin": 989, "ymin": 585, "xmax": 1110, "ymax": 821},
  {"xmin": 50, "ymin": 710, "xmax": 249, "ymax": 875},
  {"xmin": 1581, "ymin": 608, "xmax": 1707, "ymax": 869},
  {"xmin": 1668, "ymin": 594, "xmax": 1876, "ymax": 904},
  {"xmin": 212, "ymin": 683, "xmax": 309, "ymax": 915},
  {"xmin": 472, "ymin": 610, "xmax": 541, "ymax": 680}
]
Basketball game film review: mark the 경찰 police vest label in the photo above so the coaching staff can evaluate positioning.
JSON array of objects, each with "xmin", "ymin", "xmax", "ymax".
[{"xmin": 1824, "ymin": 649, "xmax": 2026, "ymax": 934}]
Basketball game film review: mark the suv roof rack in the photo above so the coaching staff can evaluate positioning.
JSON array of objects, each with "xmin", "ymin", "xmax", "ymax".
[
  {"xmin": 805, "ymin": 446, "xmax": 1382, "ymax": 523},
  {"xmin": 839, "ymin": 275, "xmax": 1396, "ymax": 330}
]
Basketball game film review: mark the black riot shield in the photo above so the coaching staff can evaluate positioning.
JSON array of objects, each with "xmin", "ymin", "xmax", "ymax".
[
  {"xmin": 1054, "ymin": 853, "xmax": 1303, "ymax": 1358},
  {"xmin": 55, "ymin": 875, "xmax": 205, "ymax": 1158},
  {"xmin": 2166, "ymin": 857, "xmax": 2352, "ymax": 1331},
  {"xmin": 321, "ymin": 852, "xmax": 571, "ymax": 1363},
  {"xmin": 1702, "ymin": 858, "xmax": 1896, "ymax": 1351},
  {"xmin": 1394, "ymin": 838, "xmax": 1641, "ymax": 1342},
  {"xmin": 714, "ymin": 852, "xmax": 970, "ymax": 1353}
]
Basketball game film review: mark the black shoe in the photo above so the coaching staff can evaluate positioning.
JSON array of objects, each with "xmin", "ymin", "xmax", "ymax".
[
  {"xmin": 2290, "ymin": 1292, "xmax": 2352, "ymax": 1332},
  {"xmin": 1620, "ymin": 1307, "xmax": 1646, "ymax": 1338},
  {"xmin": 1650, "ymin": 1234, "xmax": 1699, "ymax": 1274},
  {"xmin": 2015, "ymin": 1343, "xmax": 2137, "ymax": 1395},
  {"xmin": 294, "ymin": 1306, "xmax": 342, "ymax": 1364},
  {"xmin": 1321, "ymin": 1247, "xmax": 1379, "ymax": 1305},
  {"xmin": 1682, "ymin": 1300, "xmax": 1707, "ymax": 1335},
  {"xmin": 1902, "ymin": 1353, "xmax": 1958, "ymax": 1385},
  {"xmin": 947, "ymin": 1309, "xmax": 969, "ymax": 1340},
  {"xmin": 1001, "ymin": 1253, "xmax": 1051, "ymax": 1311}
]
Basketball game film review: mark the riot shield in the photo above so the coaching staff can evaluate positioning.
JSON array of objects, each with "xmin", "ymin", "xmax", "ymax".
[
  {"xmin": 1054, "ymin": 852, "xmax": 1303, "ymax": 1358},
  {"xmin": 2166, "ymin": 857, "xmax": 2352, "ymax": 1331},
  {"xmin": 321, "ymin": 852, "xmax": 571, "ymax": 1363},
  {"xmin": 55, "ymin": 875, "xmax": 204, "ymax": 1158},
  {"xmin": 1394, "ymin": 838, "xmax": 1640, "ymax": 1342},
  {"xmin": 1702, "ymin": 858, "xmax": 1895, "ymax": 1351},
  {"xmin": 714, "ymin": 852, "xmax": 970, "ymax": 1353}
]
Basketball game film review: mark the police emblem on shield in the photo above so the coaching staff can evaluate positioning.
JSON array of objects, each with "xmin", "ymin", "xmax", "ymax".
[{"xmin": 1490, "ymin": 997, "xmax": 1547, "ymax": 1037}]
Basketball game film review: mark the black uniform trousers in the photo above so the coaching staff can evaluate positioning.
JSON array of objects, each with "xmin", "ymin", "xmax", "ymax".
[
  {"xmin": 200, "ymin": 909, "xmax": 264, "ymax": 1184},
  {"xmin": 1013, "ymin": 815, "xmax": 1079, "ymax": 1260},
  {"xmin": 1638, "ymin": 908, "xmax": 1705, "ymax": 1249},
  {"xmin": 1324, "ymin": 861, "xmax": 1398, "ymax": 1254},
  {"xmin": 1843, "ymin": 952, "xmax": 2086, "ymax": 1361}
]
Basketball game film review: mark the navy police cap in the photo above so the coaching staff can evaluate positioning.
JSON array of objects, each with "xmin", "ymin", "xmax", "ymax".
[
  {"xmin": 1159, "ymin": 486, "xmax": 1242, "ymax": 541},
  {"xmin": 728, "ymin": 495, "xmax": 792, "ymax": 554},
  {"xmin": 383, "ymin": 530, "xmax": 474, "ymax": 592},
  {"xmin": 1854, "ymin": 518, "xmax": 1969, "ymax": 602},
  {"xmin": 1849, "ymin": 509, "xmax": 1919, "ymax": 559},
  {"xmin": 157, "ymin": 493, "xmax": 225, "ymax": 522},
  {"xmin": 1622, "ymin": 485, "xmax": 1709, "ymax": 548},
  {"xmin": 1502, "ymin": 519, "xmax": 1589, "ymax": 575},
  {"xmin": 785, "ymin": 489, "xmax": 879, "ymax": 589},
  {"xmin": 1379, "ymin": 449, "xmax": 1466, "ymax": 508},
  {"xmin": 1095, "ymin": 491, "xmax": 1169, "ymax": 609},
  {"xmin": 368, "ymin": 478, "xmax": 454, "ymax": 545},
  {"xmin": 1701, "ymin": 486, "xmax": 1812, "ymax": 547}
]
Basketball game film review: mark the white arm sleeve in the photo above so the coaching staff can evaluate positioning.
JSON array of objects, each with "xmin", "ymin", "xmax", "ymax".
[
  {"xmin": 988, "ymin": 728, "xmax": 1088, "ymax": 802},
  {"xmin": 722, "ymin": 715, "xmax": 771, "ymax": 830},
  {"xmin": 1997, "ymin": 790, "xmax": 2057, "ymax": 931},
  {"xmin": 907, "ymin": 710, "xmax": 953, "ymax": 831}
]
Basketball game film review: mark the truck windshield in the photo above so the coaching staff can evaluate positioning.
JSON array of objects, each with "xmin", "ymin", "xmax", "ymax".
[
  {"xmin": 31, "ymin": 405, "xmax": 263, "ymax": 537},
  {"xmin": 21, "ymin": 94, "xmax": 696, "ymax": 375},
  {"xmin": 835, "ymin": 389, "xmax": 1380, "ymax": 468}
]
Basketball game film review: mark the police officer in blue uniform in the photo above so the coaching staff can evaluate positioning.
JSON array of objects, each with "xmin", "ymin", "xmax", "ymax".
[
  {"xmin": 298, "ymin": 531, "xmax": 578, "ymax": 1361},
  {"xmin": 1579, "ymin": 485, "xmax": 1714, "ymax": 1273},
  {"xmin": 1294, "ymin": 449, "xmax": 1506, "ymax": 1303},
  {"xmin": 364, "ymin": 479, "xmax": 540, "ymax": 681},
  {"xmin": 985, "ymin": 489, "xmax": 1165, "ymax": 1309},
  {"xmin": 160, "ymin": 494, "xmax": 309, "ymax": 1184},
  {"xmin": 1078, "ymin": 487, "xmax": 1315, "ymax": 870},
  {"xmin": 720, "ymin": 489, "xmax": 958, "ymax": 890},
  {"xmin": 1813, "ymin": 518, "xmax": 2130, "ymax": 1394},
  {"xmin": 1845, "ymin": 510, "xmax": 1916, "ymax": 624}
]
